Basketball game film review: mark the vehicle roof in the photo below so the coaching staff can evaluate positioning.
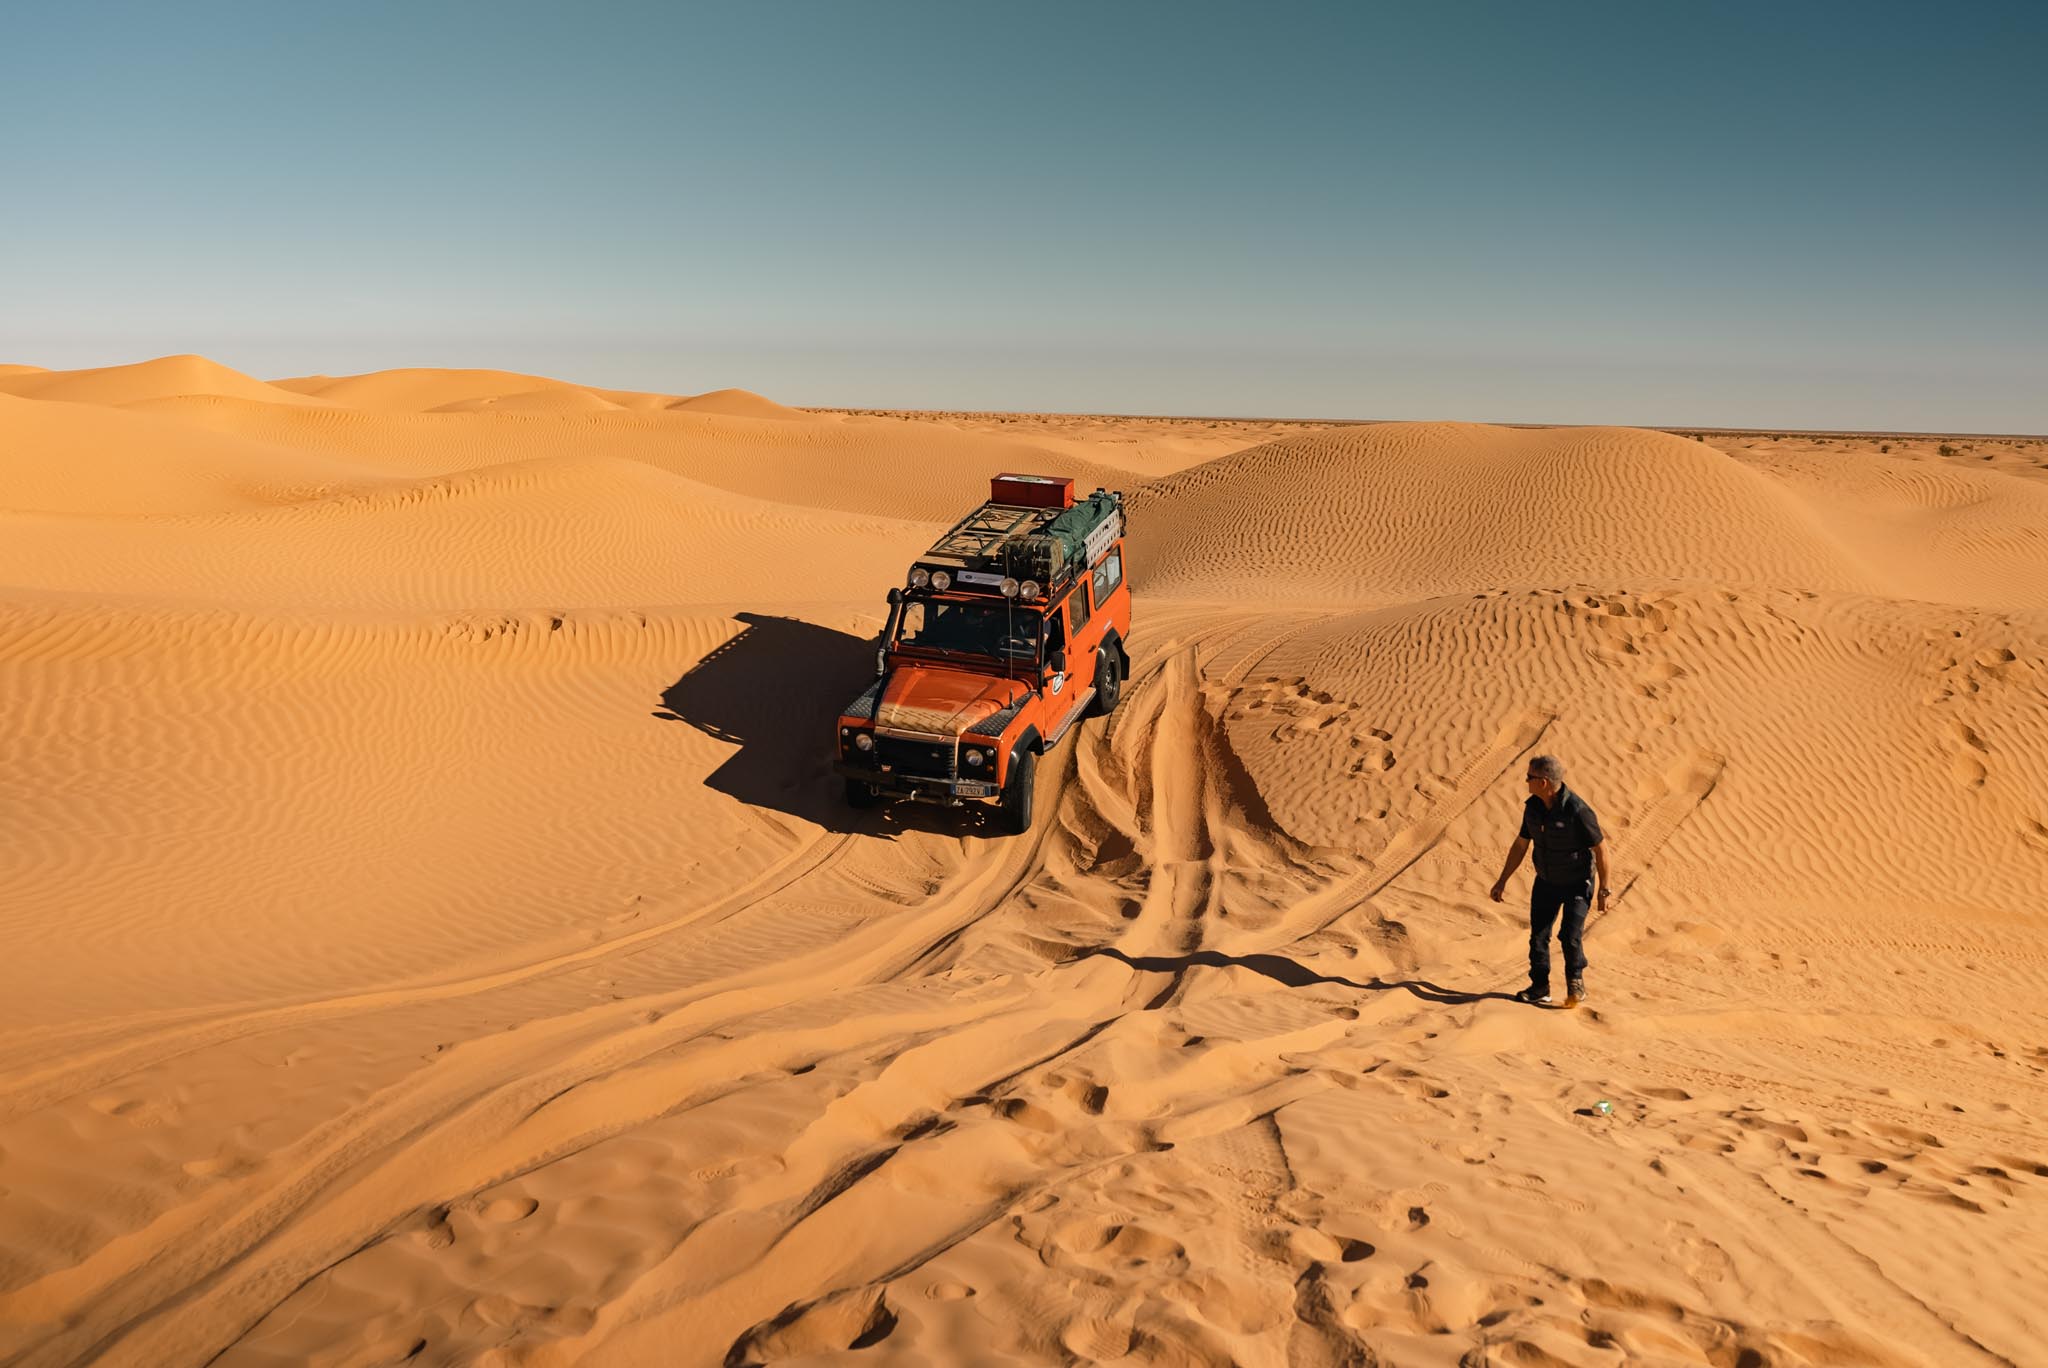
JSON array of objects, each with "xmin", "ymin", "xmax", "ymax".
[{"xmin": 910, "ymin": 490, "xmax": 1124, "ymax": 598}]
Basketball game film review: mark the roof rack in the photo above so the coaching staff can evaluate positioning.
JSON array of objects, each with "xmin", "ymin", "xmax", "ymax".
[
  {"xmin": 910, "ymin": 476, "xmax": 1126, "ymax": 598},
  {"xmin": 924, "ymin": 503, "xmax": 1050, "ymax": 564}
]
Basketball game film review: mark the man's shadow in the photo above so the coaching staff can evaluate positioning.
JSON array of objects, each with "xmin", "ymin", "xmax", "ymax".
[
  {"xmin": 1081, "ymin": 947, "xmax": 1520, "ymax": 1005},
  {"xmin": 653, "ymin": 613, "xmax": 999, "ymax": 835}
]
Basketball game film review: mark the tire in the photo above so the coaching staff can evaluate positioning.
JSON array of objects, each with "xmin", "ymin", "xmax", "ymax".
[
  {"xmin": 1091, "ymin": 647, "xmax": 1123, "ymax": 716},
  {"xmin": 844, "ymin": 776, "xmax": 882, "ymax": 809},
  {"xmin": 1001, "ymin": 749, "xmax": 1037, "ymax": 834}
]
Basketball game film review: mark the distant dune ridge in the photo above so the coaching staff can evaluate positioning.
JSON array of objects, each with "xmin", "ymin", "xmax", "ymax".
[
  {"xmin": 2, "ymin": 356, "xmax": 2046, "ymax": 1367},
  {"xmin": 0, "ymin": 353, "xmax": 334, "ymax": 409}
]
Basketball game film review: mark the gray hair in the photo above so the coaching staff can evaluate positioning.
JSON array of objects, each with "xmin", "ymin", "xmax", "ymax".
[{"xmin": 1528, "ymin": 755, "xmax": 1565, "ymax": 782}]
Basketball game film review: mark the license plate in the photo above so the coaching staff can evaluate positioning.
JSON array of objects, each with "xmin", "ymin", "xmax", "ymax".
[{"xmin": 953, "ymin": 782, "xmax": 993, "ymax": 797}]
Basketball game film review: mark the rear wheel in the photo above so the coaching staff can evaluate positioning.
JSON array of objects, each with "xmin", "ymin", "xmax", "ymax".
[
  {"xmin": 844, "ymin": 776, "xmax": 882, "ymax": 809},
  {"xmin": 1001, "ymin": 749, "xmax": 1037, "ymax": 834},
  {"xmin": 1092, "ymin": 647, "xmax": 1123, "ymax": 716}
]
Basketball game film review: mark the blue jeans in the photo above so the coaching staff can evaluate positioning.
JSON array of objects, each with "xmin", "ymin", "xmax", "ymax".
[{"xmin": 1529, "ymin": 877, "xmax": 1590, "ymax": 991}]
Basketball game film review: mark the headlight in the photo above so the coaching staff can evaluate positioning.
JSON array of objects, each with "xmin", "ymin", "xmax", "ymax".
[
  {"xmin": 1019, "ymin": 580, "xmax": 1040, "ymax": 601},
  {"xmin": 963, "ymin": 748, "xmax": 987, "ymax": 768},
  {"xmin": 908, "ymin": 568, "xmax": 930, "ymax": 589},
  {"xmin": 853, "ymin": 732, "xmax": 874, "ymax": 751},
  {"xmin": 930, "ymin": 570, "xmax": 952, "ymax": 591},
  {"xmin": 1000, "ymin": 577, "xmax": 1019, "ymax": 599}
]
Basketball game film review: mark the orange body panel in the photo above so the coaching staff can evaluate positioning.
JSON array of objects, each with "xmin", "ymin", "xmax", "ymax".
[{"xmin": 875, "ymin": 667, "xmax": 1027, "ymax": 736}]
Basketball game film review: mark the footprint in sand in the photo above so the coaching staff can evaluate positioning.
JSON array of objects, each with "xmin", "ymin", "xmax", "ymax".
[
  {"xmin": 1567, "ymin": 592, "xmax": 1677, "ymax": 668},
  {"xmin": 1945, "ymin": 719, "xmax": 1991, "ymax": 790},
  {"xmin": 1057, "ymin": 1076, "xmax": 1111, "ymax": 1114},
  {"xmin": 477, "ymin": 1195, "xmax": 539, "ymax": 1223},
  {"xmin": 1631, "ymin": 657, "xmax": 1688, "ymax": 701},
  {"xmin": 728, "ymin": 1287, "xmax": 899, "ymax": 1361},
  {"xmin": 1060, "ymin": 1316, "xmax": 1136, "ymax": 1361},
  {"xmin": 995, "ymin": 1097, "xmax": 1061, "ymax": 1133},
  {"xmin": 1345, "ymin": 741, "xmax": 1397, "ymax": 776}
]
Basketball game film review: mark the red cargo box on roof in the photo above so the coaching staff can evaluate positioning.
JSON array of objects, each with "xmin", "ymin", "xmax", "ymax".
[{"xmin": 990, "ymin": 473, "xmax": 1074, "ymax": 509}]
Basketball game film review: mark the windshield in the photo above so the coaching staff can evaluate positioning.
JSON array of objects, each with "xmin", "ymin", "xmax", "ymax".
[{"xmin": 894, "ymin": 600, "xmax": 1041, "ymax": 663}]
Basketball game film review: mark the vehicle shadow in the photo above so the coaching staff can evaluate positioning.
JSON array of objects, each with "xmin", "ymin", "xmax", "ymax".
[
  {"xmin": 653, "ymin": 612, "xmax": 1004, "ymax": 838},
  {"xmin": 1081, "ymin": 947, "xmax": 1520, "ymax": 1005}
]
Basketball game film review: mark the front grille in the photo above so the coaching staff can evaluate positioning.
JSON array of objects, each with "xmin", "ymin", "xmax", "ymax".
[{"xmin": 875, "ymin": 733, "xmax": 956, "ymax": 778}]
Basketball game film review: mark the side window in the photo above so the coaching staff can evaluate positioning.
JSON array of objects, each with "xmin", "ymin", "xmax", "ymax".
[
  {"xmin": 1068, "ymin": 581, "xmax": 1093, "ymax": 633},
  {"xmin": 1092, "ymin": 548, "xmax": 1122, "ymax": 605}
]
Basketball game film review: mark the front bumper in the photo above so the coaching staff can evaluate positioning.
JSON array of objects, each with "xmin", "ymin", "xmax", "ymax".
[{"xmin": 834, "ymin": 760, "xmax": 998, "ymax": 803}]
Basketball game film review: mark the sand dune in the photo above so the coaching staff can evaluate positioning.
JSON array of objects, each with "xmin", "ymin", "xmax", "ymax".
[
  {"xmin": 2, "ymin": 361, "xmax": 2046, "ymax": 1368},
  {"xmin": 135, "ymin": 390, "xmax": 1136, "ymax": 521},
  {"xmin": 0, "ymin": 394, "xmax": 380, "ymax": 515},
  {"xmin": 0, "ymin": 355, "xmax": 331, "ymax": 409},
  {"xmin": 270, "ymin": 367, "xmax": 791, "ymax": 418},
  {"xmin": 1218, "ymin": 589, "xmax": 2048, "ymax": 901},
  {"xmin": 1136, "ymin": 421, "xmax": 2022, "ymax": 605},
  {"xmin": 667, "ymin": 387, "xmax": 811, "ymax": 421},
  {"xmin": 272, "ymin": 367, "xmax": 649, "ymax": 412},
  {"xmin": 0, "ymin": 456, "xmax": 938, "ymax": 609},
  {"xmin": 829, "ymin": 409, "xmax": 1342, "ymax": 478}
]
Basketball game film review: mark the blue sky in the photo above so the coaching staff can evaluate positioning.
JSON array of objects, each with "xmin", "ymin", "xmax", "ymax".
[{"xmin": 3, "ymin": 1, "xmax": 2043, "ymax": 429}]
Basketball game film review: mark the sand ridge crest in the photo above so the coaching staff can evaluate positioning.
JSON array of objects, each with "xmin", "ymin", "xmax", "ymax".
[
  {"xmin": 665, "ymin": 387, "xmax": 810, "ymax": 420},
  {"xmin": 0, "ymin": 354, "xmax": 333, "ymax": 409},
  {"xmin": 99, "ymin": 384, "xmax": 1140, "ymax": 522},
  {"xmin": 1131, "ymin": 420, "xmax": 1933, "ymax": 603},
  {"xmin": 271, "ymin": 366, "xmax": 659, "ymax": 411}
]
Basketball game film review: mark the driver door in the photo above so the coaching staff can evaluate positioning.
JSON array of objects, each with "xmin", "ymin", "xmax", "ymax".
[
  {"xmin": 1041, "ymin": 591, "xmax": 1096, "ymax": 738},
  {"xmin": 1042, "ymin": 598, "xmax": 1079, "ymax": 734}
]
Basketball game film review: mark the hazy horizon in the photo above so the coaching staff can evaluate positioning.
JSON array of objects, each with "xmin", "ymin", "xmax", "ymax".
[{"xmin": 5, "ymin": 1, "xmax": 2043, "ymax": 431}]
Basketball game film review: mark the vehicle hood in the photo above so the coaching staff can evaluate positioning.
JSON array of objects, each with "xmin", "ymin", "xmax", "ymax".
[{"xmin": 876, "ymin": 667, "xmax": 1028, "ymax": 736}]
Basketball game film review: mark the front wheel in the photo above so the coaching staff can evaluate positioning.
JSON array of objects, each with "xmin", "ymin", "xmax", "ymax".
[
  {"xmin": 1000, "ymin": 749, "xmax": 1037, "ymax": 834},
  {"xmin": 844, "ymin": 776, "xmax": 882, "ymax": 809}
]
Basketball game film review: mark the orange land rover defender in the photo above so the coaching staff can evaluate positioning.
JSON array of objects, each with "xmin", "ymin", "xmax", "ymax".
[{"xmin": 834, "ymin": 474, "xmax": 1132, "ymax": 833}]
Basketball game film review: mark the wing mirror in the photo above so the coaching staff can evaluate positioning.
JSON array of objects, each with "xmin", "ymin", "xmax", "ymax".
[
  {"xmin": 875, "ymin": 647, "xmax": 888, "ymax": 677},
  {"xmin": 1049, "ymin": 649, "xmax": 1068, "ymax": 674}
]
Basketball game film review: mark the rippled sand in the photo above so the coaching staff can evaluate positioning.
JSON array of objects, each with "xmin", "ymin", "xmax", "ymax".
[{"xmin": 3, "ymin": 357, "xmax": 2046, "ymax": 1366}]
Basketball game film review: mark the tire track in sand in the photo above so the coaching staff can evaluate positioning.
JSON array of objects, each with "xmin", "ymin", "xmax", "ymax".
[
  {"xmin": 7, "ymin": 612, "xmax": 1302, "ymax": 1366},
  {"xmin": 532, "ymin": 622, "xmax": 1453, "ymax": 1365},
  {"xmin": 510, "ymin": 643, "xmax": 1259, "ymax": 1365},
  {"xmin": 1607, "ymin": 745, "xmax": 1726, "ymax": 913},
  {"xmin": 0, "ymin": 833, "xmax": 857, "ymax": 1122},
  {"xmin": 10, "ymin": 764, "xmax": 1074, "ymax": 1368},
  {"xmin": 1254, "ymin": 706, "xmax": 1559, "ymax": 945}
]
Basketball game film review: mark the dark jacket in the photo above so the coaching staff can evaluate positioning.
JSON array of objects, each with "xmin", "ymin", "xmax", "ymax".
[{"xmin": 1521, "ymin": 784, "xmax": 1603, "ymax": 885}]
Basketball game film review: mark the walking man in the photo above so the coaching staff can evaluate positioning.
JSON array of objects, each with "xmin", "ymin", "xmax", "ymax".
[{"xmin": 1489, "ymin": 754, "xmax": 1608, "ymax": 1007}]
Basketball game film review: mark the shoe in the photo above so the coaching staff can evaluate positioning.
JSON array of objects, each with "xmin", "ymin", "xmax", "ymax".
[
  {"xmin": 1564, "ymin": 979, "xmax": 1587, "ymax": 1008},
  {"xmin": 1512, "ymin": 985, "xmax": 1553, "ymax": 1006}
]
